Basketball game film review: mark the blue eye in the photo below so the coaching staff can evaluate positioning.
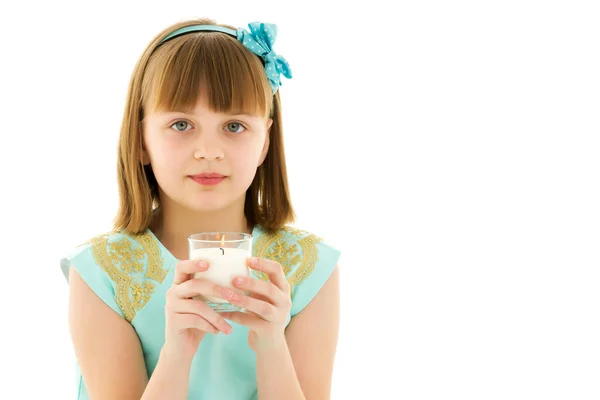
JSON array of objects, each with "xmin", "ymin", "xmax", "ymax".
[
  {"xmin": 225, "ymin": 122, "xmax": 246, "ymax": 134},
  {"xmin": 171, "ymin": 120, "xmax": 192, "ymax": 132}
]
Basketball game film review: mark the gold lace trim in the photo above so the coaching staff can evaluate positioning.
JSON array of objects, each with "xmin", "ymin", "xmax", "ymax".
[
  {"xmin": 87, "ymin": 226, "xmax": 321, "ymax": 320},
  {"xmin": 253, "ymin": 226, "xmax": 322, "ymax": 295},
  {"xmin": 89, "ymin": 231, "xmax": 166, "ymax": 322}
]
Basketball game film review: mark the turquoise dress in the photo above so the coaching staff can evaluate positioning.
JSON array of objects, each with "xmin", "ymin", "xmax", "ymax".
[{"xmin": 60, "ymin": 224, "xmax": 341, "ymax": 400}]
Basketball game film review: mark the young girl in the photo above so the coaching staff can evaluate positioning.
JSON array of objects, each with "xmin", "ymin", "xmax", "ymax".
[{"xmin": 60, "ymin": 17, "xmax": 341, "ymax": 400}]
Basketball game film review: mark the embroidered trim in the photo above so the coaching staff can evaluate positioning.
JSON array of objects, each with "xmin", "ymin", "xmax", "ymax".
[
  {"xmin": 89, "ymin": 235, "xmax": 134, "ymax": 321},
  {"xmin": 288, "ymin": 233, "xmax": 322, "ymax": 290},
  {"xmin": 89, "ymin": 231, "xmax": 167, "ymax": 322},
  {"xmin": 252, "ymin": 226, "xmax": 322, "ymax": 295},
  {"xmin": 136, "ymin": 232, "xmax": 167, "ymax": 283}
]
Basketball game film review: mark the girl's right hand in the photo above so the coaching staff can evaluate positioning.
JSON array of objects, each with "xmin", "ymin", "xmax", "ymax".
[{"xmin": 163, "ymin": 259, "xmax": 233, "ymax": 360}]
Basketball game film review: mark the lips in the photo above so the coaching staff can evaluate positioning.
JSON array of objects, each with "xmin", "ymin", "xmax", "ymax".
[
  {"xmin": 190, "ymin": 173, "xmax": 226, "ymax": 186},
  {"xmin": 193, "ymin": 173, "xmax": 224, "ymax": 179}
]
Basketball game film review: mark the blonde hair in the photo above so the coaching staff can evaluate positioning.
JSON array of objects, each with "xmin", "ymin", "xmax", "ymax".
[{"xmin": 113, "ymin": 18, "xmax": 295, "ymax": 235}]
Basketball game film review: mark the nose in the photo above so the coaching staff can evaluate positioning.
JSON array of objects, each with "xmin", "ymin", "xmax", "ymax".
[
  {"xmin": 193, "ymin": 133, "xmax": 225, "ymax": 161},
  {"xmin": 194, "ymin": 148, "xmax": 224, "ymax": 160}
]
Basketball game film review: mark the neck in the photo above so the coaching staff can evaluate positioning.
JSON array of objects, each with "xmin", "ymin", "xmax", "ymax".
[{"xmin": 150, "ymin": 195, "xmax": 253, "ymax": 260}]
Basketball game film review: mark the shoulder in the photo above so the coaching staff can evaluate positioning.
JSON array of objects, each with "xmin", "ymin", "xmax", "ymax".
[
  {"xmin": 60, "ymin": 229, "xmax": 171, "ymax": 322},
  {"xmin": 253, "ymin": 225, "xmax": 341, "ymax": 316},
  {"xmin": 62, "ymin": 230, "xmax": 166, "ymax": 279}
]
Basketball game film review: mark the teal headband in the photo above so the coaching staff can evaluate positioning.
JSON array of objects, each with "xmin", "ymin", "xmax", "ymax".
[{"xmin": 159, "ymin": 22, "xmax": 292, "ymax": 95}]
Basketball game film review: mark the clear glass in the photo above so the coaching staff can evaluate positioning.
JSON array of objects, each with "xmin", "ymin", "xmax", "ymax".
[{"xmin": 188, "ymin": 232, "xmax": 253, "ymax": 312}]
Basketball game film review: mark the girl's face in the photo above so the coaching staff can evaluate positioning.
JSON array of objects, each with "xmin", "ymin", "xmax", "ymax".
[{"xmin": 142, "ymin": 96, "xmax": 272, "ymax": 213}]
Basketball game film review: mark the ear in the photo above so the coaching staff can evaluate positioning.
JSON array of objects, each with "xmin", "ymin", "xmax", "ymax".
[{"xmin": 258, "ymin": 119, "xmax": 273, "ymax": 166}]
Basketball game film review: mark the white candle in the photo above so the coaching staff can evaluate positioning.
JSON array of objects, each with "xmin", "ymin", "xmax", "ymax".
[{"xmin": 190, "ymin": 247, "xmax": 250, "ymax": 304}]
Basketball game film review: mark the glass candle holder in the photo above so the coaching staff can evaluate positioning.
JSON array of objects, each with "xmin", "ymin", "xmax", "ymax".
[{"xmin": 188, "ymin": 232, "xmax": 252, "ymax": 312}]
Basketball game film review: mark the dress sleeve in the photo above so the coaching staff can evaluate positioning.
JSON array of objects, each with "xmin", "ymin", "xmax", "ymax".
[
  {"xmin": 289, "ymin": 238, "xmax": 341, "ymax": 317},
  {"xmin": 60, "ymin": 242, "xmax": 125, "ymax": 319}
]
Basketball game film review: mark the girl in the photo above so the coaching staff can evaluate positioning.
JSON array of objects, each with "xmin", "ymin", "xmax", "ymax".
[{"xmin": 60, "ymin": 17, "xmax": 341, "ymax": 400}]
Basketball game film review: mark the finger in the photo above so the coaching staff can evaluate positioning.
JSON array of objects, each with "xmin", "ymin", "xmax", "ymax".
[
  {"xmin": 231, "ymin": 276, "xmax": 287, "ymax": 307},
  {"xmin": 222, "ymin": 289, "xmax": 278, "ymax": 322},
  {"xmin": 247, "ymin": 257, "xmax": 290, "ymax": 294},
  {"xmin": 173, "ymin": 260, "xmax": 209, "ymax": 285},
  {"xmin": 174, "ymin": 278, "xmax": 228, "ymax": 300},
  {"xmin": 176, "ymin": 313, "xmax": 220, "ymax": 334},
  {"xmin": 170, "ymin": 297, "xmax": 233, "ymax": 334},
  {"xmin": 221, "ymin": 312, "xmax": 265, "ymax": 330}
]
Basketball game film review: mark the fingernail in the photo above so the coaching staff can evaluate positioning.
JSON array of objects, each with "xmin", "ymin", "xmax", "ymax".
[
  {"xmin": 223, "ymin": 288, "xmax": 240, "ymax": 301},
  {"xmin": 250, "ymin": 257, "xmax": 257, "ymax": 266},
  {"xmin": 198, "ymin": 260, "xmax": 207, "ymax": 267},
  {"xmin": 224, "ymin": 325, "xmax": 232, "ymax": 334},
  {"xmin": 235, "ymin": 276, "xmax": 246, "ymax": 285}
]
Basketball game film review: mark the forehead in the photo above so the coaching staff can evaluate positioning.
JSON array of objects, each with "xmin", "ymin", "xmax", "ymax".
[{"xmin": 141, "ymin": 33, "xmax": 273, "ymax": 120}]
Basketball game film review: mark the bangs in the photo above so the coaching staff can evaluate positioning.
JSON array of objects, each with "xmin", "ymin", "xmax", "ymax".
[{"xmin": 141, "ymin": 31, "xmax": 272, "ymax": 118}]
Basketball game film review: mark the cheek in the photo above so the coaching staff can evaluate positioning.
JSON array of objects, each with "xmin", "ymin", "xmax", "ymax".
[
  {"xmin": 229, "ymin": 144, "xmax": 263, "ymax": 179},
  {"xmin": 147, "ymin": 137, "xmax": 189, "ymax": 174}
]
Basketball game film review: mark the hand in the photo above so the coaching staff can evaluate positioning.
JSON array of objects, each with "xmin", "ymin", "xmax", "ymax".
[
  {"xmin": 164, "ymin": 260, "xmax": 234, "ymax": 360},
  {"xmin": 220, "ymin": 257, "xmax": 292, "ymax": 351}
]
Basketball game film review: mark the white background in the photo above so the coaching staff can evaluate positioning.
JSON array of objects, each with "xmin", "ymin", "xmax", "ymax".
[{"xmin": 0, "ymin": 1, "xmax": 599, "ymax": 399}]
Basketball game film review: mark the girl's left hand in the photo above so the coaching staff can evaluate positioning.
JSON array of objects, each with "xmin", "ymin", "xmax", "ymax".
[{"xmin": 220, "ymin": 257, "xmax": 292, "ymax": 351}]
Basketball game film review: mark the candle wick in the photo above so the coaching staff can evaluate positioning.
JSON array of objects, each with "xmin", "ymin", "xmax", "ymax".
[{"xmin": 219, "ymin": 247, "xmax": 224, "ymax": 255}]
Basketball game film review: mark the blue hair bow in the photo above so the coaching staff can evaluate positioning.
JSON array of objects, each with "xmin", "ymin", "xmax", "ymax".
[
  {"xmin": 159, "ymin": 21, "xmax": 292, "ymax": 95},
  {"xmin": 236, "ymin": 22, "xmax": 292, "ymax": 94}
]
